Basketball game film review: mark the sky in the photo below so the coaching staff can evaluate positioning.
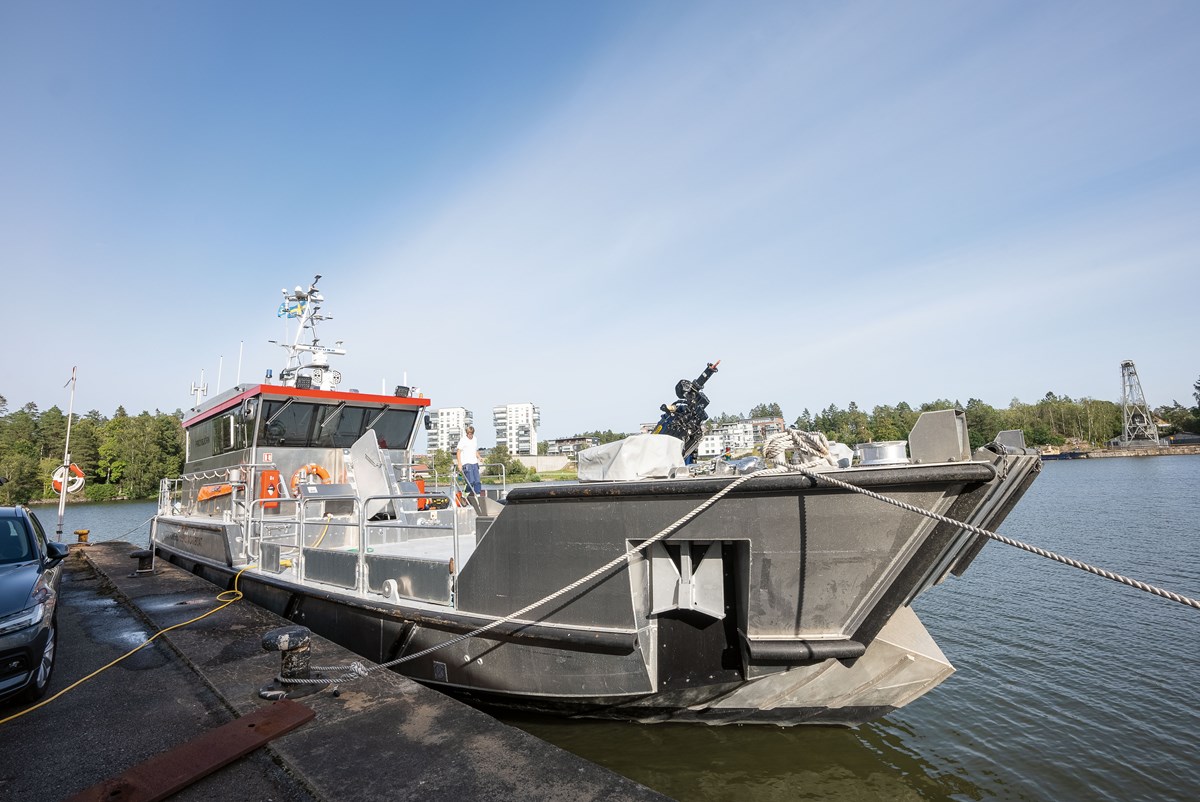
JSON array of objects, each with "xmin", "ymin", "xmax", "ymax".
[{"xmin": 3, "ymin": 0, "xmax": 1199, "ymax": 447}]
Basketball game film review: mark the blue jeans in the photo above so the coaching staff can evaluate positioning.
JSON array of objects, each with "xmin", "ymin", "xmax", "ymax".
[{"xmin": 462, "ymin": 463, "xmax": 482, "ymax": 495}]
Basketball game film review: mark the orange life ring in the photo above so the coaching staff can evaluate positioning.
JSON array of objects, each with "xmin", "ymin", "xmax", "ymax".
[
  {"xmin": 52, "ymin": 463, "xmax": 86, "ymax": 494},
  {"xmin": 290, "ymin": 463, "xmax": 332, "ymax": 493}
]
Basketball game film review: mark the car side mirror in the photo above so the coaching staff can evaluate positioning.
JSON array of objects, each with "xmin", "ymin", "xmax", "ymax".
[{"xmin": 45, "ymin": 541, "xmax": 70, "ymax": 567}]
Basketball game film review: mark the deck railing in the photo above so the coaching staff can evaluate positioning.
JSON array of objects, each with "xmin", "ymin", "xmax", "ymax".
[{"xmin": 236, "ymin": 488, "xmax": 463, "ymax": 606}]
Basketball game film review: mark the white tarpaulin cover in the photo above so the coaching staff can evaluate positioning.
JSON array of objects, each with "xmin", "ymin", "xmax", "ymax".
[{"xmin": 577, "ymin": 434, "xmax": 686, "ymax": 482}]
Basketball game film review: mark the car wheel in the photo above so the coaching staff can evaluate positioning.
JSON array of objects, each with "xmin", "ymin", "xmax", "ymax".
[{"xmin": 23, "ymin": 620, "xmax": 57, "ymax": 703}]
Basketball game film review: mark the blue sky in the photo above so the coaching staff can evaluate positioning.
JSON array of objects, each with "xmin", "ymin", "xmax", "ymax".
[{"xmin": 4, "ymin": 1, "xmax": 1198, "ymax": 445}]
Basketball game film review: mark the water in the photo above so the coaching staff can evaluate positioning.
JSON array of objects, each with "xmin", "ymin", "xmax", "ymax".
[
  {"xmin": 507, "ymin": 456, "xmax": 1200, "ymax": 801},
  {"xmin": 36, "ymin": 460, "xmax": 1200, "ymax": 800},
  {"xmin": 27, "ymin": 499, "xmax": 156, "ymax": 548}
]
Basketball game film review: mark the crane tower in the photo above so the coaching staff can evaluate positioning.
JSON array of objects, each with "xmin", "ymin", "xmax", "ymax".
[{"xmin": 1120, "ymin": 359, "xmax": 1159, "ymax": 447}]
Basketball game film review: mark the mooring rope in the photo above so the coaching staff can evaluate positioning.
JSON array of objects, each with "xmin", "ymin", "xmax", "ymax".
[
  {"xmin": 762, "ymin": 429, "xmax": 1200, "ymax": 611},
  {"xmin": 285, "ymin": 430, "xmax": 1197, "ymax": 686},
  {"xmin": 86, "ymin": 515, "xmax": 155, "ymax": 544},
  {"xmin": 298, "ymin": 464, "xmax": 797, "ymax": 684}
]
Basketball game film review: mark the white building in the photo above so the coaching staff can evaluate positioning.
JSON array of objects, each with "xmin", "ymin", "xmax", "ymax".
[
  {"xmin": 545, "ymin": 435, "xmax": 600, "ymax": 455},
  {"xmin": 427, "ymin": 407, "xmax": 473, "ymax": 453},
  {"xmin": 494, "ymin": 402, "xmax": 541, "ymax": 456},
  {"xmin": 697, "ymin": 421, "xmax": 756, "ymax": 457},
  {"xmin": 698, "ymin": 432, "xmax": 725, "ymax": 458}
]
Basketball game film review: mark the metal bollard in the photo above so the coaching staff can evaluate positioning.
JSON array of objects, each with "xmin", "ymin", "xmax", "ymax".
[
  {"xmin": 260, "ymin": 625, "xmax": 328, "ymax": 699},
  {"xmin": 75, "ymin": 529, "xmax": 90, "ymax": 544},
  {"xmin": 129, "ymin": 548, "xmax": 155, "ymax": 576}
]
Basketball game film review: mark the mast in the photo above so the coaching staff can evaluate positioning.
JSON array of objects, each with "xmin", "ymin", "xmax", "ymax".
[
  {"xmin": 1120, "ymin": 359, "xmax": 1159, "ymax": 447},
  {"xmin": 273, "ymin": 274, "xmax": 346, "ymax": 391},
  {"xmin": 56, "ymin": 367, "xmax": 78, "ymax": 537}
]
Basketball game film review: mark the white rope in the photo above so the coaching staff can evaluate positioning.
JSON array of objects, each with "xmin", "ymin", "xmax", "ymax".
[
  {"xmin": 784, "ymin": 458, "xmax": 1200, "ymax": 611},
  {"xmin": 86, "ymin": 515, "xmax": 155, "ymax": 544},
  {"xmin": 281, "ymin": 429, "xmax": 1199, "ymax": 686},
  {"xmin": 284, "ymin": 464, "xmax": 791, "ymax": 684}
]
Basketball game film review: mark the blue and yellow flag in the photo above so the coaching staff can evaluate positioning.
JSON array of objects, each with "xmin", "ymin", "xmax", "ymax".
[{"xmin": 277, "ymin": 301, "xmax": 306, "ymax": 318}]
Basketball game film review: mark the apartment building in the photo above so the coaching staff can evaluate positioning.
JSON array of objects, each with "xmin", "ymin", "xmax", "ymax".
[
  {"xmin": 696, "ymin": 417, "xmax": 785, "ymax": 457},
  {"xmin": 426, "ymin": 406, "xmax": 473, "ymax": 453},
  {"xmin": 545, "ymin": 435, "xmax": 600, "ymax": 455},
  {"xmin": 749, "ymin": 416, "xmax": 787, "ymax": 442},
  {"xmin": 493, "ymin": 402, "xmax": 541, "ymax": 456}
]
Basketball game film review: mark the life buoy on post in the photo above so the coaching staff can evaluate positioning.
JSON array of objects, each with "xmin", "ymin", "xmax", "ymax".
[
  {"xmin": 290, "ymin": 463, "xmax": 332, "ymax": 494},
  {"xmin": 52, "ymin": 463, "xmax": 86, "ymax": 494}
]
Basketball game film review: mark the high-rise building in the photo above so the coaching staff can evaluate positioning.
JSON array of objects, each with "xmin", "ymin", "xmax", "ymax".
[
  {"xmin": 426, "ymin": 407, "xmax": 473, "ymax": 453},
  {"xmin": 493, "ymin": 402, "xmax": 540, "ymax": 456}
]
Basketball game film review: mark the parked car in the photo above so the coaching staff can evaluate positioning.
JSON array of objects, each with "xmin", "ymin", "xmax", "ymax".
[{"xmin": 0, "ymin": 504, "xmax": 69, "ymax": 704}]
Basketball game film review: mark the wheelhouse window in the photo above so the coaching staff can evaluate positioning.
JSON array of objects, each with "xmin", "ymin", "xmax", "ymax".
[
  {"xmin": 256, "ymin": 400, "xmax": 418, "ymax": 450},
  {"xmin": 314, "ymin": 405, "xmax": 370, "ymax": 448},
  {"xmin": 366, "ymin": 408, "xmax": 418, "ymax": 451},
  {"xmin": 260, "ymin": 401, "xmax": 319, "ymax": 447}
]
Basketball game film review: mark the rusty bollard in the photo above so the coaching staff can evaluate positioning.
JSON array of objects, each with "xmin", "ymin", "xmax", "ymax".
[
  {"xmin": 74, "ymin": 529, "xmax": 90, "ymax": 544},
  {"xmin": 259, "ymin": 625, "xmax": 328, "ymax": 699},
  {"xmin": 129, "ymin": 549, "xmax": 155, "ymax": 576}
]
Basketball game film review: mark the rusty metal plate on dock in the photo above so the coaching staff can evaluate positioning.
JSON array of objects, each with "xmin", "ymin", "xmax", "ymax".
[{"xmin": 65, "ymin": 699, "xmax": 315, "ymax": 802}]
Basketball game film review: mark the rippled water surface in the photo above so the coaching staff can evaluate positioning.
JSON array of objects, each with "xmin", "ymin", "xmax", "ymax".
[
  {"xmin": 36, "ymin": 459, "xmax": 1200, "ymax": 800},
  {"xmin": 29, "ymin": 498, "xmax": 156, "ymax": 546}
]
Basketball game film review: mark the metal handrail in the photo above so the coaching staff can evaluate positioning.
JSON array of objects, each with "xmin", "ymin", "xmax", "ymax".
[
  {"xmin": 363, "ymin": 491, "xmax": 461, "ymax": 601},
  {"xmin": 243, "ymin": 489, "xmax": 459, "ymax": 601},
  {"xmin": 420, "ymin": 464, "xmax": 508, "ymax": 494}
]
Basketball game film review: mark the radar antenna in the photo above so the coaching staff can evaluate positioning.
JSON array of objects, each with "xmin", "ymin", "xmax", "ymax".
[
  {"xmin": 1119, "ymin": 359, "xmax": 1159, "ymax": 447},
  {"xmin": 273, "ymin": 275, "xmax": 346, "ymax": 391}
]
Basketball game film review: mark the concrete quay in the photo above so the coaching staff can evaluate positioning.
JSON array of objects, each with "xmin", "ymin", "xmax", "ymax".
[
  {"xmin": 0, "ymin": 542, "xmax": 668, "ymax": 802},
  {"xmin": 1042, "ymin": 444, "xmax": 1200, "ymax": 459}
]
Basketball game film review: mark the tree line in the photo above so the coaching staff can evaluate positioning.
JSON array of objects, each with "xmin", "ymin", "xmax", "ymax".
[
  {"xmin": 3, "ymin": 377, "xmax": 1197, "ymax": 503},
  {"xmin": 751, "ymin": 378, "xmax": 1200, "ymax": 450},
  {"xmin": 0, "ymin": 395, "xmax": 184, "ymax": 505}
]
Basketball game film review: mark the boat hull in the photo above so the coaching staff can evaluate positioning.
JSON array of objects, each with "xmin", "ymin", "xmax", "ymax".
[
  {"xmin": 152, "ymin": 450, "xmax": 1039, "ymax": 726},
  {"xmin": 154, "ymin": 536, "xmax": 952, "ymax": 725}
]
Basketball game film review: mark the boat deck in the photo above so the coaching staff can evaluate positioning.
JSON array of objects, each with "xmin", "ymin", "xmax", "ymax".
[{"xmin": 244, "ymin": 528, "xmax": 478, "ymax": 609}]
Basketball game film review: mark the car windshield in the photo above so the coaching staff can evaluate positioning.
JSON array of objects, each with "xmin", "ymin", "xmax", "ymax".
[{"xmin": 0, "ymin": 519, "xmax": 33, "ymax": 564}]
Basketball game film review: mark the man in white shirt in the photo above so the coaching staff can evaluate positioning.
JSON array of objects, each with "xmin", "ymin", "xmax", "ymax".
[{"xmin": 456, "ymin": 425, "xmax": 483, "ymax": 495}]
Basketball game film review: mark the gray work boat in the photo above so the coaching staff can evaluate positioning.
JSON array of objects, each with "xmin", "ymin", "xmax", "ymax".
[{"xmin": 152, "ymin": 276, "xmax": 1041, "ymax": 725}]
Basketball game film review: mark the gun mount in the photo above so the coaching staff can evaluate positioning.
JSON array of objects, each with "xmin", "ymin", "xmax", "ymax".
[{"xmin": 652, "ymin": 360, "xmax": 720, "ymax": 458}]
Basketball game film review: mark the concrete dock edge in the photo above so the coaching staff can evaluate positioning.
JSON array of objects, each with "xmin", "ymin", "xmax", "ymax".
[{"xmin": 8, "ymin": 543, "xmax": 668, "ymax": 801}]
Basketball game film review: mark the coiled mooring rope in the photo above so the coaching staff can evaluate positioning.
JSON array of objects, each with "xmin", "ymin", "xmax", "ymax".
[{"xmin": 285, "ymin": 430, "xmax": 1198, "ymax": 686}]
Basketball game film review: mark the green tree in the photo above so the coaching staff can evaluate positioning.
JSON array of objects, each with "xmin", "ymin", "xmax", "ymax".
[
  {"xmin": 484, "ymin": 444, "xmax": 527, "ymax": 479},
  {"xmin": 430, "ymin": 449, "xmax": 453, "ymax": 482},
  {"xmin": 965, "ymin": 398, "xmax": 1003, "ymax": 449},
  {"xmin": 869, "ymin": 403, "xmax": 918, "ymax": 442},
  {"xmin": 36, "ymin": 405, "xmax": 68, "ymax": 459},
  {"xmin": 97, "ymin": 412, "xmax": 129, "ymax": 488},
  {"xmin": 0, "ymin": 451, "xmax": 40, "ymax": 504},
  {"xmin": 71, "ymin": 417, "xmax": 101, "ymax": 482},
  {"xmin": 749, "ymin": 402, "xmax": 783, "ymax": 419},
  {"xmin": 0, "ymin": 404, "xmax": 40, "ymax": 503}
]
